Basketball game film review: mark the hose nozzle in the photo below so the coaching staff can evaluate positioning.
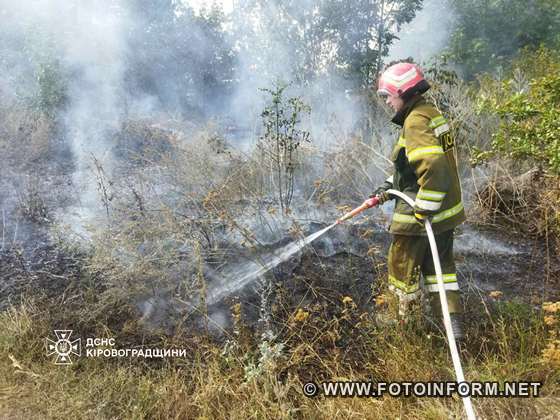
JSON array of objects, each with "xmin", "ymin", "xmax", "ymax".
[{"xmin": 336, "ymin": 196, "xmax": 379, "ymax": 224}]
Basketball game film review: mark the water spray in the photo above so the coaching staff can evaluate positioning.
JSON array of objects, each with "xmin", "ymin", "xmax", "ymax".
[
  {"xmin": 205, "ymin": 223, "xmax": 337, "ymax": 306},
  {"xmin": 197, "ymin": 191, "xmax": 476, "ymax": 419},
  {"xmin": 336, "ymin": 190, "xmax": 476, "ymax": 420},
  {"xmin": 203, "ymin": 215, "xmax": 355, "ymax": 307}
]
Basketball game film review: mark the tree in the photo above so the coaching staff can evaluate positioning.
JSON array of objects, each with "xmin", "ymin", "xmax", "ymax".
[
  {"xmin": 475, "ymin": 47, "xmax": 560, "ymax": 174},
  {"xmin": 445, "ymin": 0, "xmax": 560, "ymax": 79},
  {"xmin": 232, "ymin": 0, "xmax": 423, "ymax": 88},
  {"xmin": 124, "ymin": 0, "xmax": 235, "ymax": 117},
  {"xmin": 317, "ymin": 0, "xmax": 423, "ymax": 87}
]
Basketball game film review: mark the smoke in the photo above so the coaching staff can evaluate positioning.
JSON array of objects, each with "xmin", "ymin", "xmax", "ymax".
[
  {"xmin": 0, "ymin": 1, "xmax": 236, "ymax": 233},
  {"xmin": 225, "ymin": 0, "xmax": 456, "ymax": 153},
  {"xmin": 0, "ymin": 0, "xmax": 454, "ymax": 234},
  {"xmin": 227, "ymin": 1, "xmax": 366, "ymax": 151},
  {"xmin": 0, "ymin": 1, "xmax": 130, "ymax": 233},
  {"xmin": 387, "ymin": 0, "xmax": 454, "ymax": 63},
  {"xmin": 61, "ymin": 3, "xmax": 129, "ymax": 226}
]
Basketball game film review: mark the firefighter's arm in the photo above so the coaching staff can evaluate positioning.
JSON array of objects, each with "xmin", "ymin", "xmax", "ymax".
[{"xmin": 405, "ymin": 114, "xmax": 451, "ymax": 217}]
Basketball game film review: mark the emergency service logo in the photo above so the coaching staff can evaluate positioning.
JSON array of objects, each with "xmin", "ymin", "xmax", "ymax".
[{"xmin": 45, "ymin": 330, "xmax": 81, "ymax": 365}]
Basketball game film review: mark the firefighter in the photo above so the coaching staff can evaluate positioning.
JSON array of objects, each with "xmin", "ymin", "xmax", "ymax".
[{"xmin": 373, "ymin": 61, "xmax": 466, "ymax": 338}]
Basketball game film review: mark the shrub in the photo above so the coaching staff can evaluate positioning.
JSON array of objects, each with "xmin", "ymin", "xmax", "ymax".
[
  {"xmin": 258, "ymin": 82, "xmax": 311, "ymax": 214},
  {"xmin": 474, "ymin": 47, "xmax": 560, "ymax": 174}
]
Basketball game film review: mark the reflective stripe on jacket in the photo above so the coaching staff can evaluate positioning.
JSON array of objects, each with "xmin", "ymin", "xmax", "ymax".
[{"xmin": 388, "ymin": 96, "xmax": 466, "ymax": 236}]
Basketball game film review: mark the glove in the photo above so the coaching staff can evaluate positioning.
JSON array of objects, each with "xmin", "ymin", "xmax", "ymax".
[
  {"xmin": 414, "ymin": 212, "xmax": 427, "ymax": 223},
  {"xmin": 372, "ymin": 191, "xmax": 390, "ymax": 205},
  {"xmin": 372, "ymin": 178, "xmax": 393, "ymax": 205}
]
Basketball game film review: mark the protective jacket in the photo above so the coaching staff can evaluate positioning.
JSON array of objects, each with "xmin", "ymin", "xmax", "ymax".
[{"xmin": 376, "ymin": 95, "xmax": 466, "ymax": 236}]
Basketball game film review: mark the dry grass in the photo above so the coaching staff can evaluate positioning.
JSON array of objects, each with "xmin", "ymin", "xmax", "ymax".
[
  {"xmin": 0, "ymin": 104, "xmax": 58, "ymax": 170},
  {"xmin": 0, "ymin": 290, "xmax": 559, "ymax": 419},
  {"xmin": 470, "ymin": 165, "xmax": 560, "ymax": 288},
  {"xmin": 1, "ymin": 95, "xmax": 559, "ymax": 418}
]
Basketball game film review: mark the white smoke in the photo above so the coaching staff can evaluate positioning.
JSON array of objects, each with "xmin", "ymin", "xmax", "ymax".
[
  {"xmin": 60, "ymin": 3, "xmax": 129, "ymax": 226},
  {"xmin": 0, "ymin": 0, "xmax": 449, "ymax": 234},
  {"xmin": 0, "ymin": 1, "xmax": 131, "ymax": 233},
  {"xmin": 227, "ymin": 2, "xmax": 365, "ymax": 150},
  {"xmin": 388, "ymin": 0, "xmax": 454, "ymax": 63}
]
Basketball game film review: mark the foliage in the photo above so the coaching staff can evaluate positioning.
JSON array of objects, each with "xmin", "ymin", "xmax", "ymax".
[
  {"xmin": 474, "ymin": 48, "xmax": 560, "ymax": 174},
  {"xmin": 317, "ymin": 0, "xmax": 423, "ymax": 86},
  {"xmin": 1, "ymin": 292, "xmax": 559, "ymax": 418},
  {"xmin": 542, "ymin": 301, "xmax": 560, "ymax": 368},
  {"xmin": 31, "ymin": 59, "xmax": 67, "ymax": 119},
  {"xmin": 2, "ymin": 4, "xmax": 560, "ymax": 418},
  {"xmin": 258, "ymin": 82, "xmax": 311, "ymax": 213},
  {"xmin": 0, "ymin": 6, "xmax": 68, "ymax": 118},
  {"xmin": 234, "ymin": 0, "xmax": 423, "ymax": 88},
  {"xmin": 124, "ymin": 0, "xmax": 235, "ymax": 116},
  {"xmin": 0, "ymin": 0, "xmax": 423, "ymax": 123},
  {"xmin": 423, "ymin": 59, "xmax": 497, "ymax": 157},
  {"xmin": 445, "ymin": 0, "xmax": 560, "ymax": 78}
]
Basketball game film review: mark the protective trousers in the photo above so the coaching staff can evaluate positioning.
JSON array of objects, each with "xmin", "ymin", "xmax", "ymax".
[{"xmin": 387, "ymin": 229, "xmax": 461, "ymax": 317}]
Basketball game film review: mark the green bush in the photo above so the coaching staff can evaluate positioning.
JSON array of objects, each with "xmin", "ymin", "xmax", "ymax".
[
  {"xmin": 445, "ymin": 0, "xmax": 560, "ymax": 78},
  {"xmin": 475, "ymin": 48, "xmax": 560, "ymax": 174}
]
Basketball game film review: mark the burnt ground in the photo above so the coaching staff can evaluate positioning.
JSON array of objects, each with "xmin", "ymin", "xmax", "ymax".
[
  {"xmin": 0, "ymin": 213, "xmax": 558, "ymax": 337},
  {"xmin": 0, "ymin": 223, "xmax": 84, "ymax": 311},
  {"xmin": 192, "ymin": 219, "xmax": 560, "ymax": 337}
]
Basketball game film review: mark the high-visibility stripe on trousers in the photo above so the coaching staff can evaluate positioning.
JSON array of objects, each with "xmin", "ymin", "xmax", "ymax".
[{"xmin": 387, "ymin": 228, "xmax": 461, "ymax": 315}]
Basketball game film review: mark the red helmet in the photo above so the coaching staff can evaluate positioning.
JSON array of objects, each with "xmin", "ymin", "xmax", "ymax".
[{"xmin": 377, "ymin": 62, "xmax": 429, "ymax": 98}]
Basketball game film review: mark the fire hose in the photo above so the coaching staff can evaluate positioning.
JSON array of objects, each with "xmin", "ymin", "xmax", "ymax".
[{"xmin": 337, "ymin": 189, "xmax": 476, "ymax": 420}]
